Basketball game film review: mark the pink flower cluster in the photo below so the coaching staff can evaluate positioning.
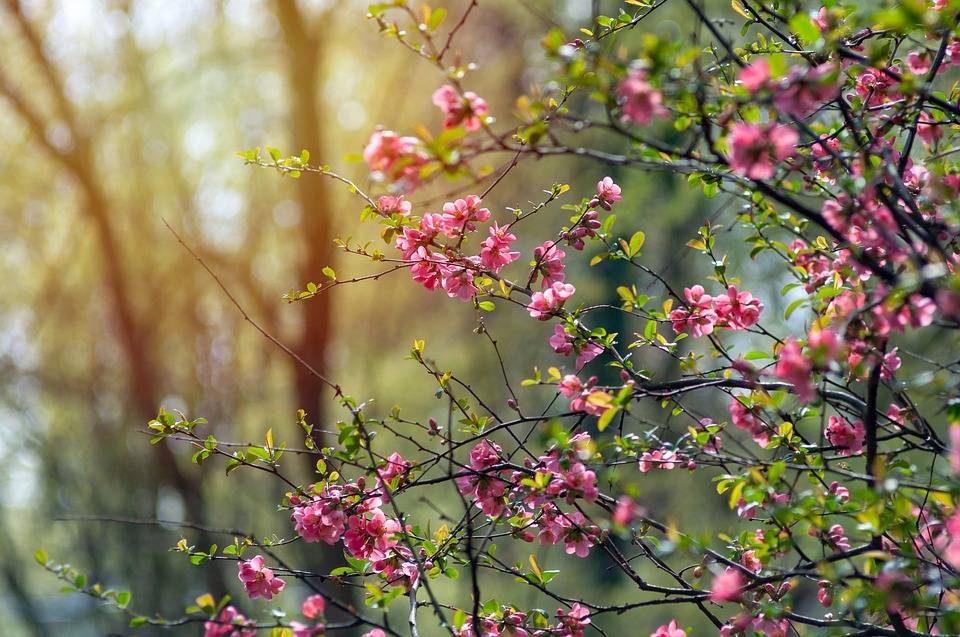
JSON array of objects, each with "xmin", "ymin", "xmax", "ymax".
[
  {"xmin": 558, "ymin": 374, "xmax": 611, "ymax": 417},
  {"xmin": 237, "ymin": 555, "xmax": 285, "ymax": 601},
  {"xmin": 709, "ymin": 567, "xmax": 745, "ymax": 602},
  {"xmin": 432, "ymin": 84, "xmax": 489, "ymax": 131},
  {"xmin": 527, "ymin": 282, "xmax": 576, "ymax": 320},
  {"xmin": 363, "ymin": 129, "xmax": 427, "ymax": 192},
  {"xmin": 722, "ymin": 615, "xmax": 790, "ymax": 637},
  {"xmin": 395, "ymin": 195, "xmax": 517, "ymax": 302},
  {"xmin": 530, "ymin": 242, "xmax": 566, "ymax": 288},
  {"xmin": 289, "ymin": 476, "xmax": 419, "ymax": 594},
  {"xmin": 456, "ymin": 440, "xmax": 510, "ymax": 517},
  {"xmin": 204, "ymin": 606, "xmax": 256, "ymax": 637},
  {"xmin": 617, "ymin": 68, "xmax": 667, "ymax": 125},
  {"xmin": 457, "ymin": 435, "xmax": 604, "ymax": 559},
  {"xmin": 825, "ymin": 415, "xmax": 865, "ymax": 455},
  {"xmin": 728, "ymin": 123, "xmax": 797, "ymax": 180},
  {"xmin": 652, "ymin": 620, "xmax": 687, "ymax": 637},
  {"xmin": 669, "ymin": 285, "xmax": 764, "ymax": 337},
  {"xmin": 729, "ymin": 396, "xmax": 771, "ymax": 448},
  {"xmin": 558, "ymin": 177, "xmax": 620, "ymax": 250},
  {"xmin": 739, "ymin": 61, "xmax": 838, "ymax": 117},
  {"xmin": 638, "ymin": 448, "xmax": 679, "ymax": 473},
  {"xmin": 854, "ymin": 66, "xmax": 902, "ymax": 108},
  {"xmin": 549, "ymin": 324, "xmax": 603, "ymax": 370}
]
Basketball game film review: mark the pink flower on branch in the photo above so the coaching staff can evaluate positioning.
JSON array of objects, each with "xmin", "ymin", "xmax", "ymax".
[
  {"xmin": 728, "ymin": 123, "xmax": 797, "ymax": 180},
  {"xmin": 709, "ymin": 567, "xmax": 746, "ymax": 603},
  {"xmin": 237, "ymin": 555, "xmax": 285, "ymax": 601},
  {"xmin": 432, "ymin": 84, "xmax": 489, "ymax": 131},
  {"xmin": 617, "ymin": 68, "xmax": 667, "ymax": 125},
  {"xmin": 527, "ymin": 282, "xmax": 576, "ymax": 320},
  {"xmin": 652, "ymin": 620, "xmax": 687, "ymax": 637}
]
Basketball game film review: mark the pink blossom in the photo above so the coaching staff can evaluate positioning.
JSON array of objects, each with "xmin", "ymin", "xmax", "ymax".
[
  {"xmin": 709, "ymin": 567, "xmax": 745, "ymax": 602},
  {"xmin": 943, "ymin": 511, "xmax": 960, "ymax": 568},
  {"xmin": 729, "ymin": 123, "xmax": 797, "ymax": 180},
  {"xmin": 593, "ymin": 177, "xmax": 622, "ymax": 210},
  {"xmin": 204, "ymin": 606, "xmax": 256, "ymax": 637},
  {"xmin": 561, "ymin": 510, "xmax": 600, "ymax": 557},
  {"xmin": 361, "ymin": 630, "xmax": 386, "ymax": 637},
  {"xmin": 550, "ymin": 324, "xmax": 575, "ymax": 356},
  {"xmin": 638, "ymin": 449, "xmax": 678, "ymax": 473},
  {"xmin": 556, "ymin": 603, "xmax": 591, "ymax": 637},
  {"xmin": 817, "ymin": 580, "xmax": 833, "ymax": 607},
  {"xmin": 559, "ymin": 374, "xmax": 584, "ymax": 399},
  {"xmin": 713, "ymin": 286, "xmax": 764, "ymax": 329},
  {"xmin": 880, "ymin": 347, "xmax": 901, "ymax": 380},
  {"xmin": 440, "ymin": 260, "xmax": 478, "ymax": 301},
  {"xmin": 409, "ymin": 248, "xmax": 446, "ymax": 291},
  {"xmin": 827, "ymin": 523, "xmax": 850, "ymax": 552},
  {"xmin": 440, "ymin": 195, "xmax": 491, "ymax": 238},
  {"xmin": 918, "ymin": 114, "xmax": 942, "ymax": 146},
  {"xmin": 550, "ymin": 462, "xmax": 599, "ymax": 503},
  {"xmin": 291, "ymin": 489, "xmax": 347, "ymax": 545},
  {"xmin": 290, "ymin": 622, "xmax": 323, "ymax": 637},
  {"xmin": 613, "ymin": 495, "xmax": 640, "ymax": 527},
  {"xmin": 530, "ymin": 242, "xmax": 566, "ymax": 288},
  {"xmin": 371, "ymin": 546, "xmax": 421, "ymax": 591},
  {"xmin": 825, "ymin": 415, "xmax": 865, "ymax": 455},
  {"xmin": 811, "ymin": 136, "xmax": 841, "ymax": 177},
  {"xmin": 527, "ymin": 282, "xmax": 576, "ymax": 320},
  {"xmin": 807, "ymin": 327, "xmax": 842, "ymax": 363},
  {"xmin": 741, "ymin": 550, "xmax": 762, "ymax": 573},
  {"xmin": 854, "ymin": 66, "xmax": 901, "ymax": 108},
  {"xmin": 570, "ymin": 387, "xmax": 612, "ymax": 417},
  {"xmin": 363, "ymin": 129, "xmax": 426, "ymax": 191},
  {"xmin": 237, "ymin": 555, "xmax": 285, "ymax": 601},
  {"xmin": 668, "ymin": 285, "xmax": 718, "ymax": 337},
  {"xmin": 651, "ymin": 620, "xmax": 687, "ymax": 637},
  {"xmin": 907, "ymin": 50, "xmax": 931, "ymax": 75},
  {"xmin": 343, "ymin": 508, "xmax": 402, "ymax": 560},
  {"xmin": 775, "ymin": 337, "xmax": 815, "ymax": 403},
  {"xmin": 432, "ymin": 85, "xmax": 489, "ymax": 131},
  {"xmin": 740, "ymin": 60, "xmax": 771, "ymax": 93},
  {"xmin": 550, "ymin": 325, "xmax": 603, "ymax": 370},
  {"xmin": 302, "ymin": 594, "xmax": 326, "ymax": 620},
  {"xmin": 457, "ymin": 441, "xmax": 508, "ymax": 518},
  {"xmin": 774, "ymin": 64, "xmax": 838, "ymax": 118},
  {"xmin": 377, "ymin": 452, "xmax": 412, "ymax": 498},
  {"xmin": 752, "ymin": 615, "xmax": 790, "ymax": 637},
  {"xmin": 812, "ymin": 6, "xmax": 831, "ymax": 30},
  {"xmin": 617, "ymin": 68, "xmax": 667, "ymax": 125},
  {"xmin": 376, "ymin": 194, "xmax": 411, "ymax": 216},
  {"xmin": 480, "ymin": 222, "xmax": 521, "ymax": 272},
  {"xmin": 828, "ymin": 481, "xmax": 850, "ymax": 503},
  {"xmin": 730, "ymin": 397, "xmax": 771, "ymax": 448}
]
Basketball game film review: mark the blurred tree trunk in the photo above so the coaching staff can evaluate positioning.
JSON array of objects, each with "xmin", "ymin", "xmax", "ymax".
[
  {"xmin": 275, "ymin": 2, "xmax": 358, "ymax": 628},
  {"xmin": 274, "ymin": 1, "xmax": 334, "ymax": 465}
]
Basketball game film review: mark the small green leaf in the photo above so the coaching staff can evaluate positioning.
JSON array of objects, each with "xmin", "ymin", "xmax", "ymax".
[{"xmin": 116, "ymin": 591, "xmax": 132, "ymax": 608}]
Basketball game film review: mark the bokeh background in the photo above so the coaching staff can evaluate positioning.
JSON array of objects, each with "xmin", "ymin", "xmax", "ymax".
[{"xmin": 0, "ymin": 1, "xmax": 777, "ymax": 634}]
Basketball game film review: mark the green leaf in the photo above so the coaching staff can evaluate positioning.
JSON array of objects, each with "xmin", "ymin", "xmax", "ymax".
[
  {"xmin": 788, "ymin": 13, "xmax": 819, "ymax": 44},
  {"xmin": 428, "ymin": 7, "xmax": 447, "ymax": 31},
  {"xmin": 784, "ymin": 297, "xmax": 806, "ymax": 320},
  {"xmin": 627, "ymin": 231, "xmax": 645, "ymax": 257},
  {"xmin": 596, "ymin": 405, "xmax": 620, "ymax": 432},
  {"xmin": 116, "ymin": 591, "xmax": 132, "ymax": 608}
]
